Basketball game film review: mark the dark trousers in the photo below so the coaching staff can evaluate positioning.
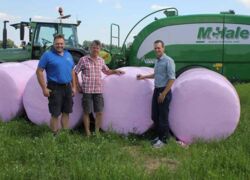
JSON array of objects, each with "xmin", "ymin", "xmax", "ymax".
[{"xmin": 151, "ymin": 87, "xmax": 172, "ymax": 143}]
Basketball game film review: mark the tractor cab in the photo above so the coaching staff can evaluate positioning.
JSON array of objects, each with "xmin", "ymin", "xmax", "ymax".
[
  {"xmin": 28, "ymin": 18, "xmax": 81, "ymax": 59},
  {"xmin": 0, "ymin": 7, "xmax": 86, "ymax": 63},
  {"xmin": 10, "ymin": 8, "xmax": 82, "ymax": 59}
]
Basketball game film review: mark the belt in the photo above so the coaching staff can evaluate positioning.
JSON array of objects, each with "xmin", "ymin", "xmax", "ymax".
[
  {"xmin": 155, "ymin": 87, "xmax": 165, "ymax": 90},
  {"xmin": 48, "ymin": 81, "xmax": 71, "ymax": 87}
]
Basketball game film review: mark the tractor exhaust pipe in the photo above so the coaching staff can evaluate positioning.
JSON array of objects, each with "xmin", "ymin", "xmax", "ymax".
[{"xmin": 3, "ymin": 20, "xmax": 9, "ymax": 49}]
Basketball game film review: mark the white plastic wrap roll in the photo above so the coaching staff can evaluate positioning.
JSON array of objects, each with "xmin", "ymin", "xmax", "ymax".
[
  {"xmin": 23, "ymin": 73, "xmax": 82, "ymax": 129},
  {"xmin": 0, "ymin": 63, "xmax": 35, "ymax": 121},
  {"xmin": 21, "ymin": 60, "xmax": 39, "ymax": 70},
  {"xmin": 101, "ymin": 67, "xmax": 154, "ymax": 135},
  {"xmin": 169, "ymin": 68, "xmax": 241, "ymax": 144}
]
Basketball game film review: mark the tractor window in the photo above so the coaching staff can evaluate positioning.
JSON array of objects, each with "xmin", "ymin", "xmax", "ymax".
[
  {"xmin": 62, "ymin": 25, "xmax": 77, "ymax": 47},
  {"xmin": 34, "ymin": 24, "xmax": 57, "ymax": 47}
]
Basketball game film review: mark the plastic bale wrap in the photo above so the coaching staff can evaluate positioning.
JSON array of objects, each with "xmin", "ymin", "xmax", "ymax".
[
  {"xmin": 101, "ymin": 67, "xmax": 155, "ymax": 135},
  {"xmin": 169, "ymin": 68, "xmax": 241, "ymax": 144},
  {"xmin": 21, "ymin": 60, "xmax": 39, "ymax": 70},
  {"xmin": 0, "ymin": 63, "xmax": 35, "ymax": 121}
]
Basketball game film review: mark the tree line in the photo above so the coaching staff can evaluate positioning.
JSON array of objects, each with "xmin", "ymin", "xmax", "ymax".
[{"xmin": 0, "ymin": 39, "xmax": 17, "ymax": 48}]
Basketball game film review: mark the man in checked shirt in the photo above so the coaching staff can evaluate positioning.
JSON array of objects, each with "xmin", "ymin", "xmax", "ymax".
[{"xmin": 74, "ymin": 40, "xmax": 125, "ymax": 136}]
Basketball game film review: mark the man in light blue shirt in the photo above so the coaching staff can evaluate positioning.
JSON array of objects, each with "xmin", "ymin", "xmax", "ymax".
[{"xmin": 137, "ymin": 40, "xmax": 175, "ymax": 148}]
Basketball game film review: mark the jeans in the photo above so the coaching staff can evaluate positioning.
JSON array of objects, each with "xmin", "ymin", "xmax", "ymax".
[{"xmin": 151, "ymin": 87, "xmax": 172, "ymax": 143}]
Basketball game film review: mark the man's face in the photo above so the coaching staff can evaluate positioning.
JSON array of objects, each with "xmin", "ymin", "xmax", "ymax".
[
  {"xmin": 90, "ymin": 44, "xmax": 101, "ymax": 57},
  {"xmin": 154, "ymin": 42, "xmax": 165, "ymax": 58},
  {"xmin": 53, "ymin": 38, "xmax": 65, "ymax": 53}
]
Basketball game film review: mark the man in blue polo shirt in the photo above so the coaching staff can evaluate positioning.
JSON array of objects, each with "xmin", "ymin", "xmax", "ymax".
[
  {"xmin": 36, "ymin": 34, "xmax": 76, "ymax": 134},
  {"xmin": 137, "ymin": 40, "xmax": 175, "ymax": 148}
]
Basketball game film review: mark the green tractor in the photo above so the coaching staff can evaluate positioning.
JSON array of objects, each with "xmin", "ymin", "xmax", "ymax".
[
  {"xmin": 2, "ymin": 7, "xmax": 250, "ymax": 81},
  {"xmin": 0, "ymin": 8, "xmax": 88, "ymax": 64},
  {"xmin": 110, "ymin": 8, "xmax": 250, "ymax": 81}
]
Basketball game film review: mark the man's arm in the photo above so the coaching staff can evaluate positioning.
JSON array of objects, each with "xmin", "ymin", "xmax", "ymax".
[
  {"xmin": 137, "ymin": 73, "xmax": 155, "ymax": 80},
  {"xmin": 73, "ymin": 57, "xmax": 85, "ymax": 93},
  {"xmin": 71, "ymin": 70, "xmax": 77, "ymax": 96},
  {"xmin": 36, "ymin": 68, "xmax": 50, "ymax": 97},
  {"xmin": 158, "ymin": 79, "xmax": 175, "ymax": 103},
  {"xmin": 73, "ymin": 71, "xmax": 83, "ymax": 93},
  {"xmin": 158, "ymin": 58, "xmax": 176, "ymax": 103},
  {"xmin": 104, "ymin": 69, "xmax": 125, "ymax": 75},
  {"xmin": 101, "ymin": 61, "xmax": 125, "ymax": 75}
]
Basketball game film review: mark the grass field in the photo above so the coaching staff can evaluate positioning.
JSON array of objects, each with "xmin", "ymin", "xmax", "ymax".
[{"xmin": 0, "ymin": 83, "xmax": 249, "ymax": 179}]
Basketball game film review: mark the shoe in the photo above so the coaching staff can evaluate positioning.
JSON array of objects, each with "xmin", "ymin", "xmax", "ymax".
[
  {"xmin": 151, "ymin": 137, "xmax": 159, "ymax": 145},
  {"xmin": 153, "ymin": 140, "xmax": 165, "ymax": 148},
  {"xmin": 177, "ymin": 140, "xmax": 189, "ymax": 149}
]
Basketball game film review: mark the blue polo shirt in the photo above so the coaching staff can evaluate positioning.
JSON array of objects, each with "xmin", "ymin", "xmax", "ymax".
[
  {"xmin": 38, "ymin": 49, "xmax": 74, "ymax": 84},
  {"xmin": 154, "ymin": 54, "xmax": 176, "ymax": 88}
]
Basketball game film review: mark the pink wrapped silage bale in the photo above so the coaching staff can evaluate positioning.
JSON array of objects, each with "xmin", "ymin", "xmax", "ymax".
[
  {"xmin": 169, "ymin": 68, "xmax": 241, "ymax": 144},
  {"xmin": 23, "ymin": 73, "xmax": 82, "ymax": 129},
  {"xmin": 21, "ymin": 60, "xmax": 39, "ymax": 70},
  {"xmin": 0, "ymin": 62, "xmax": 35, "ymax": 121},
  {"xmin": 101, "ymin": 67, "xmax": 154, "ymax": 135}
]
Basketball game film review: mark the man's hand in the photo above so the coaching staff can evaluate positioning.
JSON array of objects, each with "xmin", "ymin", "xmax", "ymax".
[
  {"xmin": 77, "ymin": 84, "xmax": 83, "ymax": 94},
  {"xmin": 43, "ymin": 88, "xmax": 51, "ymax": 97},
  {"xmin": 137, "ymin": 74, "xmax": 145, "ymax": 80},
  {"xmin": 115, "ymin": 70, "xmax": 125, "ymax": 75},
  {"xmin": 158, "ymin": 93, "xmax": 166, "ymax": 104}
]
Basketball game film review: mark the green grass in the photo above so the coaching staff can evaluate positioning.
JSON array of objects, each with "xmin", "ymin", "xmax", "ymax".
[{"xmin": 0, "ymin": 83, "xmax": 250, "ymax": 179}]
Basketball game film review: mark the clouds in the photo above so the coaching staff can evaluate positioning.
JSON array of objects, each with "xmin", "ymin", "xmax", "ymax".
[
  {"xmin": 237, "ymin": 0, "xmax": 250, "ymax": 8},
  {"xmin": 96, "ymin": 0, "xmax": 122, "ymax": 9},
  {"xmin": 114, "ymin": 2, "xmax": 122, "ymax": 9},
  {"xmin": 32, "ymin": 16, "xmax": 52, "ymax": 20},
  {"xmin": 97, "ymin": 0, "xmax": 104, "ymax": 3},
  {"xmin": 0, "ymin": 12, "xmax": 20, "ymax": 21},
  {"xmin": 151, "ymin": 4, "xmax": 171, "ymax": 11}
]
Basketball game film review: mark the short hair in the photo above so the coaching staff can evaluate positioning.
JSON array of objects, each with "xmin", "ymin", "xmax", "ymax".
[
  {"xmin": 154, "ymin": 40, "xmax": 164, "ymax": 47},
  {"xmin": 54, "ymin": 34, "xmax": 65, "ymax": 41},
  {"xmin": 91, "ymin": 40, "xmax": 101, "ymax": 47}
]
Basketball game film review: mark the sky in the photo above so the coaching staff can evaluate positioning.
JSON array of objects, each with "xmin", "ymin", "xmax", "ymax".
[{"xmin": 1, "ymin": 0, "xmax": 250, "ymax": 46}]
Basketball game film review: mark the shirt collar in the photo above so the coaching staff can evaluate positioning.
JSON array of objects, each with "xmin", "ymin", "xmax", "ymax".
[
  {"xmin": 87, "ymin": 55, "xmax": 102, "ymax": 61},
  {"xmin": 157, "ymin": 53, "xmax": 167, "ymax": 61},
  {"xmin": 51, "ymin": 47, "xmax": 65, "ymax": 56}
]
